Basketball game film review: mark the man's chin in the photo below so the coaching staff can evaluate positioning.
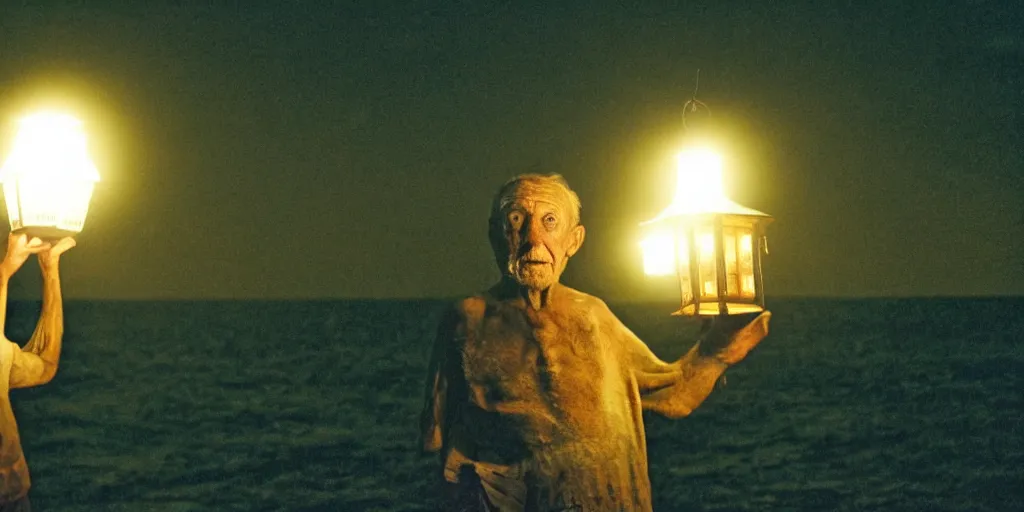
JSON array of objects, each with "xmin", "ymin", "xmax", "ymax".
[{"xmin": 511, "ymin": 270, "xmax": 556, "ymax": 290}]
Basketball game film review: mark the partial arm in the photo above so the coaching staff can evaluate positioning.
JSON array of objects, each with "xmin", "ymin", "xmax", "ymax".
[
  {"xmin": 421, "ymin": 306, "xmax": 462, "ymax": 453},
  {"xmin": 8, "ymin": 237, "xmax": 75, "ymax": 389},
  {"xmin": 615, "ymin": 308, "xmax": 771, "ymax": 419},
  {"xmin": 0, "ymin": 233, "xmax": 61, "ymax": 388},
  {"xmin": 0, "ymin": 233, "xmax": 50, "ymax": 334},
  {"xmin": 0, "ymin": 258, "xmax": 11, "ymax": 335},
  {"xmin": 10, "ymin": 254, "xmax": 65, "ymax": 388}
]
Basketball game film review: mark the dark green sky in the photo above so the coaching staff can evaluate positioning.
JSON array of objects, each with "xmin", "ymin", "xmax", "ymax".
[{"xmin": 0, "ymin": 1, "xmax": 1021, "ymax": 300}]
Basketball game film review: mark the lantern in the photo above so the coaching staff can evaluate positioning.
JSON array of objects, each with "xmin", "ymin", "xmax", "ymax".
[
  {"xmin": 640, "ymin": 147, "xmax": 772, "ymax": 316},
  {"xmin": 0, "ymin": 112, "xmax": 100, "ymax": 239}
]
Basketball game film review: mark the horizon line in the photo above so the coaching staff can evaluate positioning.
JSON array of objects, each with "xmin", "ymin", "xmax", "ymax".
[{"xmin": 8, "ymin": 294, "xmax": 1023, "ymax": 303}]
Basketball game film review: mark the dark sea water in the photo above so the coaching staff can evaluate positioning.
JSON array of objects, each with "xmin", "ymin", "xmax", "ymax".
[{"xmin": 5, "ymin": 297, "xmax": 1022, "ymax": 511}]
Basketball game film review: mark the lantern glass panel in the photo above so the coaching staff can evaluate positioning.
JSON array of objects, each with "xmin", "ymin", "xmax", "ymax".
[
  {"xmin": 18, "ymin": 180, "xmax": 59, "ymax": 227},
  {"xmin": 724, "ymin": 227, "xmax": 738, "ymax": 295},
  {"xmin": 676, "ymin": 235, "xmax": 693, "ymax": 306},
  {"xmin": 57, "ymin": 181, "xmax": 94, "ymax": 231},
  {"xmin": 696, "ymin": 227, "xmax": 717, "ymax": 299},
  {"xmin": 738, "ymin": 231, "xmax": 755, "ymax": 298}
]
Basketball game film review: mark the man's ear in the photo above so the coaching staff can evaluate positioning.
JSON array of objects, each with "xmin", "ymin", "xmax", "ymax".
[{"xmin": 566, "ymin": 224, "xmax": 586, "ymax": 257}]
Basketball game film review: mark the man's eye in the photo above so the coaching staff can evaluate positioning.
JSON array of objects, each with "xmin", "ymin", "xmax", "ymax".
[
  {"xmin": 508, "ymin": 212, "xmax": 523, "ymax": 225},
  {"xmin": 543, "ymin": 214, "xmax": 557, "ymax": 227}
]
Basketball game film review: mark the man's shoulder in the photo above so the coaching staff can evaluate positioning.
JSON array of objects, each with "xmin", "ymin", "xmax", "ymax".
[
  {"xmin": 435, "ymin": 294, "xmax": 490, "ymax": 327},
  {"xmin": 554, "ymin": 286, "xmax": 631, "ymax": 335},
  {"xmin": 452, "ymin": 293, "xmax": 487, "ymax": 313},
  {"xmin": 556, "ymin": 285, "xmax": 612, "ymax": 312}
]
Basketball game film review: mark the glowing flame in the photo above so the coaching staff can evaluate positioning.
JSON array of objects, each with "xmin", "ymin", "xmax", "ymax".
[
  {"xmin": 674, "ymin": 148, "xmax": 726, "ymax": 211},
  {"xmin": 644, "ymin": 146, "xmax": 767, "ymax": 223},
  {"xmin": 698, "ymin": 232, "xmax": 715, "ymax": 260},
  {"xmin": 640, "ymin": 145, "xmax": 770, "ymax": 282},
  {"xmin": 1, "ymin": 112, "xmax": 100, "ymax": 182}
]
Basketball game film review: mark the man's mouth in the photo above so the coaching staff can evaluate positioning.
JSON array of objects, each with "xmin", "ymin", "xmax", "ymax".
[{"xmin": 521, "ymin": 259, "xmax": 551, "ymax": 265}]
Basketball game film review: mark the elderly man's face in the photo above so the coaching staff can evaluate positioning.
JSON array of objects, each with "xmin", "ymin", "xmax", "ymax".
[{"xmin": 493, "ymin": 184, "xmax": 586, "ymax": 290}]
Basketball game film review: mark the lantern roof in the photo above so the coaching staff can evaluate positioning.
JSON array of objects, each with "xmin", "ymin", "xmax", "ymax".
[
  {"xmin": 0, "ymin": 112, "xmax": 101, "ymax": 182},
  {"xmin": 641, "ymin": 146, "xmax": 772, "ymax": 226},
  {"xmin": 641, "ymin": 196, "xmax": 772, "ymax": 226}
]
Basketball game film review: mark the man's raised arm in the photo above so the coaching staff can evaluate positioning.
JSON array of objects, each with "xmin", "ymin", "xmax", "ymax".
[
  {"xmin": 611, "ymin": 306, "xmax": 771, "ymax": 419},
  {"xmin": 9, "ymin": 237, "xmax": 76, "ymax": 389}
]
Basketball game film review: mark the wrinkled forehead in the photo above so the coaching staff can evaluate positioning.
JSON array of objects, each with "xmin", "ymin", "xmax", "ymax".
[{"xmin": 501, "ymin": 180, "xmax": 574, "ymax": 214}]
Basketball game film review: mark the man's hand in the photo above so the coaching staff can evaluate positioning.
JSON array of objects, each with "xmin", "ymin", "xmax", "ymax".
[
  {"xmin": 1, "ymin": 233, "xmax": 51, "ymax": 278},
  {"xmin": 39, "ymin": 237, "xmax": 76, "ymax": 273},
  {"xmin": 698, "ymin": 311, "xmax": 772, "ymax": 365}
]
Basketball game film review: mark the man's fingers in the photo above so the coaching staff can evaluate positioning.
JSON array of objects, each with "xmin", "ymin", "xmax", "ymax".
[
  {"xmin": 49, "ymin": 237, "xmax": 77, "ymax": 255},
  {"xmin": 38, "ymin": 238, "xmax": 76, "ymax": 266},
  {"xmin": 25, "ymin": 237, "xmax": 50, "ymax": 252},
  {"xmin": 716, "ymin": 311, "xmax": 771, "ymax": 365},
  {"xmin": 6, "ymin": 233, "xmax": 27, "ymax": 249}
]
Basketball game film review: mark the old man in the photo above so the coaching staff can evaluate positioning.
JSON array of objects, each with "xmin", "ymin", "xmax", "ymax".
[
  {"xmin": 0, "ymin": 233, "xmax": 75, "ymax": 511},
  {"xmin": 421, "ymin": 173, "xmax": 770, "ymax": 511}
]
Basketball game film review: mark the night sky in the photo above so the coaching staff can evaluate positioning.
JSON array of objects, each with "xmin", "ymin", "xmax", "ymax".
[{"xmin": 0, "ymin": 1, "xmax": 1020, "ymax": 300}]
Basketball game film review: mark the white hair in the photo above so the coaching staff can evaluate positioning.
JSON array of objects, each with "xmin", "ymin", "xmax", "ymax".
[{"xmin": 489, "ymin": 173, "xmax": 582, "ymax": 228}]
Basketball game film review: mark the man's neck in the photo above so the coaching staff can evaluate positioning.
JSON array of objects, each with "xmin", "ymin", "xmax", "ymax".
[
  {"xmin": 495, "ymin": 277, "xmax": 557, "ymax": 311},
  {"xmin": 524, "ymin": 287, "xmax": 550, "ymax": 311}
]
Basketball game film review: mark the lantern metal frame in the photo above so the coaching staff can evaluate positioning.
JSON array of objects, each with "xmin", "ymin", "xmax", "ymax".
[{"xmin": 645, "ymin": 210, "xmax": 772, "ymax": 316}]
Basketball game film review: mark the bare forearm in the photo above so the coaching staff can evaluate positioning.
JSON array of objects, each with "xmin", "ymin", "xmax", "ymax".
[
  {"xmin": 24, "ymin": 265, "xmax": 63, "ymax": 374},
  {"xmin": 640, "ymin": 313, "xmax": 770, "ymax": 418},
  {"xmin": 639, "ymin": 343, "xmax": 728, "ymax": 418},
  {"xmin": 0, "ymin": 270, "xmax": 9, "ymax": 335}
]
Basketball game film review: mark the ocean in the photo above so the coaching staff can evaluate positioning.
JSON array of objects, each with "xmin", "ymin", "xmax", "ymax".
[{"xmin": 5, "ymin": 297, "xmax": 1022, "ymax": 511}]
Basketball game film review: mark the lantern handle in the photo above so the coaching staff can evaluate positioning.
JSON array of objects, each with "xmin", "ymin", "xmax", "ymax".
[{"xmin": 682, "ymin": 69, "xmax": 711, "ymax": 131}]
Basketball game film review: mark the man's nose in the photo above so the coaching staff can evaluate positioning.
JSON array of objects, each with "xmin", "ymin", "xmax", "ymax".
[{"xmin": 522, "ymin": 217, "xmax": 546, "ymax": 245}]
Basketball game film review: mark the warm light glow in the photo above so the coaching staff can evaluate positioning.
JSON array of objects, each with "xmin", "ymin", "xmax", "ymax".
[
  {"xmin": 644, "ymin": 145, "xmax": 768, "ymax": 224},
  {"xmin": 738, "ymin": 232, "xmax": 755, "ymax": 297},
  {"xmin": 698, "ymin": 232, "xmax": 715, "ymax": 261},
  {"xmin": 725, "ymin": 231, "xmax": 738, "ymax": 294},
  {"xmin": 0, "ymin": 111, "xmax": 101, "ymax": 235},
  {"xmin": 641, "ymin": 233, "xmax": 676, "ymax": 276},
  {"xmin": 740, "ymin": 233, "xmax": 752, "ymax": 256},
  {"xmin": 637, "ymin": 137, "xmax": 773, "ymax": 316},
  {"xmin": 742, "ymin": 275, "xmax": 756, "ymax": 297},
  {"xmin": 674, "ymin": 147, "xmax": 725, "ymax": 210},
  {"xmin": 1, "ymin": 112, "xmax": 100, "ymax": 181},
  {"xmin": 697, "ymin": 229, "xmax": 717, "ymax": 297}
]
